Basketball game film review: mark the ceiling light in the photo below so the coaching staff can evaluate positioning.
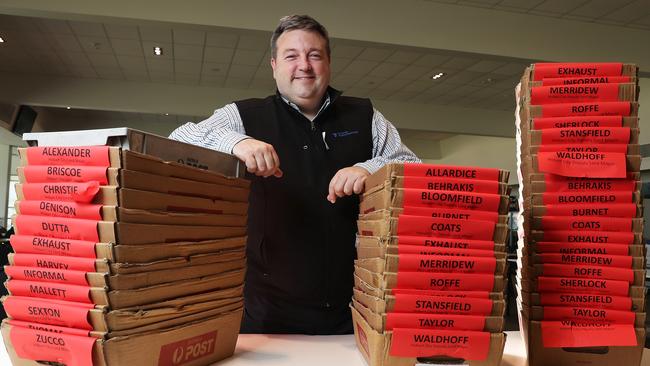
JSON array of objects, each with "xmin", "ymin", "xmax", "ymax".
[
  {"xmin": 66, "ymin": 107, "xmax": 71, "ymax": 110},
  {"xmin": 0, "ymin": 37, "xmax": 4, "ymax": 43},
  {"xmin": 164, "ymin": 113, "xmax": 169, "ymax": 116},
  {"xmin": 431, "ymin": 72, "xmax": 445, "ymax": 80},
  {"xmin": 153, "ymin": 46, "xmax": 163, "ymax": 56}
]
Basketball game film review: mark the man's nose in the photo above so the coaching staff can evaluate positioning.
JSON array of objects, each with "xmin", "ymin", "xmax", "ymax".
[{"xmin": 297, "ymin": 55, "xmax": 312, "ymax": 71}]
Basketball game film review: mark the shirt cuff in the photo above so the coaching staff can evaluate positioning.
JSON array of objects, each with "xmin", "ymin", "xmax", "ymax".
[
  {"xmin": 221, "ymin": 132, "xmax": 252, "ymax": 154},
  {"xmin": 354, "ymin": 160, "xmax": 383, "ymax": 175}
]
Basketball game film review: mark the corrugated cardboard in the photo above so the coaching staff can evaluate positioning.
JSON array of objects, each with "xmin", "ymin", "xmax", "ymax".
[
  {"xmin": 524, "ymin": 305, "xmax": 645, "ymax": 327},
  {"xmin": 359, "ymin": 209, "xmax": 509, "ymax": 225},
  {"xmin": 18, "ymin": 146, "xmax": 122, "ymax": 167},
  {"xmin": 518, "ymin": 290, "xmax": 645, "ymax": 312},
  {"xmin": 116, "ymin": 207, "xmax": 247, "ymax": 227},
  {"xmin": 530, "ymin": 216, "xmax": 644, "ymax": 233},
  {"xmin": 355, "ymin": 256, "xmax": 507, "ymax": 276},
  {"xmin": 96, "ymin": 221, "xmax": 247, "ymax": 245},
  {"xmin": 108, "ymin": 236, "xmax": 247, "ymax": 263},
  {"xmin": 109, "ymin": 248, "xmax": 245, "ymax": 274}
]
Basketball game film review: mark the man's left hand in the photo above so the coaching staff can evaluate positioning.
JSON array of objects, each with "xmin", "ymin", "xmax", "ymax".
[{"xmin": 327, "ymin": 166, "xmax": 370, "ymax": 203}]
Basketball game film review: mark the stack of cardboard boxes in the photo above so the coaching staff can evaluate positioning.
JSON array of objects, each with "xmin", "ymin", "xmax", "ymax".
[
  {"xmin": 515, "ymin": 63, "xmax": 645, "ymax": 366},
  {"xmin": 1, "ymin": 128, "xmax": 249, "ymax": 366},
  {"xmin": 350, "ymin": 163, "xmax": 510, "ymax": 366}
]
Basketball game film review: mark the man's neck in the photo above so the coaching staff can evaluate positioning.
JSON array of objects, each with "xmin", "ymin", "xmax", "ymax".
[{"xmin": 280, "ymin": 92, "xmax": 330, "ymax": 121}]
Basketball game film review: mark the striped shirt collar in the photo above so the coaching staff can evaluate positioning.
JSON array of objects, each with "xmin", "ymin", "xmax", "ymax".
[{"xmin": 279, "ymin": 91, "xmax": 332, "ymax": 120}]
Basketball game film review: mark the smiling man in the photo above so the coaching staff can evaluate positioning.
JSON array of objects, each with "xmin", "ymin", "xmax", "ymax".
[{"xmin": 170, "ymin": 15, "xmax": 419, "ymax": 334}]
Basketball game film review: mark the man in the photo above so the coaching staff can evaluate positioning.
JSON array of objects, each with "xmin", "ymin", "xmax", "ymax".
[{"xmin": 170, "ymin": 15, "xmax": 419, "ymax": 334}]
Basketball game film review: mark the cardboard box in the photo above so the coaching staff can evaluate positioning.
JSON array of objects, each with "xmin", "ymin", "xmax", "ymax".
[
  {"xmin": 355, "ymin": 255, "xmax": 507, "ymax": 276},
  {"xmin": 359, "ymin": 209, "xmax": 508, "ymax": 225},
  {"xmin": 523, "ymin": 305, "xmax": 645, "ymax": 327},
  {"xmin": 530, "ymin": 216, "xmax": 644, "ymax": 233},
  {"xmin": 108, "ymin": 248, "xmax": 245, "ymax": 274},
  {"xmin": 351, "ymin": 306, "xmax": 506, "ymax": 366},
  {"xmin": 18, "ymin": 146, "xmax": 122, "ymax": 167},
  {"xmin": 529, "ymin": 116, "xmax": 639, "ymax": 130},
  {"xmin": 526, "ymin": 83, "xmax": 638, "ymax": 104},
  {"xmin": 518, "ymin": 290, "xmax": 645, "ymax": 312},
  {"xmin": 2, "ymin": 307, "xmax": 243, "ymax": 366},
  {"xmin": 526, "ymin": 63, "xmax": 638, "ymax": 83},
  {"xmin": 17, "ymin": 166, "xmax": 120, "ymax": 186}
]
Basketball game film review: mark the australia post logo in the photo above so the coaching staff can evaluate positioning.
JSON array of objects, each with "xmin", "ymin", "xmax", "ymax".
[{"xmin": 158, "ymin": 331, "xmax": 218, "ymax": 366}]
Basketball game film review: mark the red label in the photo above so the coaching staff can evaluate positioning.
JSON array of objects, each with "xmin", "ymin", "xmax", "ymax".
[
  {"xmin": 390, "ymin": 329, "xmax": 490, "ymax": 360},
  {"xmin": 397, "ymin": 254, "xmax": 496, "ymax": 274},
  {"xmin": 15, "ymin": 215, "xmax": 99, "ymax": 242},
  {"xmin": 396, "ymin": 235, "xmax": 495, "ymax": 250},
  {"xmin": 391, "ymin": 293, "xmax": 493, "ymax": 314},
  {"xmin": 540, "ymin": 216, "xmax": 632, "ymax": 232},
  {"xmin": 391, "ymin": 289, "xmax": 490, "ymax": 298},
  {"xmin": 396, "ymin": 215, "xmax": 495, "ymax": 241},
  {"xmin": 531, "ymin": 83, "xmax": 625, "ymax": 104},
  {"xmin": 540, "ymin": 102, "xmax": 632, "ymax": 117},
  {"xmin": 536, "ymin": 144, "xmax": 629, "ymax": 153},
  {"xmin": 6, "ymin": 319, "xmax": 90, "ymax": 337},
  {"xmin": 538, "ymin": 253, "xmax": 632, "ymax": 268},
  {"xmin": 542, "ymin": 306, "xmax": 634, "ymax": 324},
  {"xmin": 541, "ymin": 191, "xmax": 633, "ymax": 205},
  {"xmin": 539, "ymin": 230, "xmax": 635, "ymax": 244},
  {"xmin": 401, "ymin": 206, "xmax": 498, "ymax": 222},
  {"xmin": 540, "ymin": 127, "xmax": 630, "ymax": 145},
  {"xmin": 540, "ymin": 178, "xmax": 635, "ymax": 192},
  {"xmin": 402, "ymin": 176, "xmax": 499, "ymax": 194},
  {"xmin": 535, "ymin": 242, "xmax": 632, "ymax": 256},
  {"xmin": 4, "ymin": 296, "xmax": 93, "ymax": 330},
  {"xmin": 11, "ymin": 253, "xmax": 97, "ymax": 272},
  {"xmin": 533, "ymin": 115, "xmax": 622, "ymax": 130},
  {"xmin": 397, "ymin": 245, "xmax": 496, "ymax": 258},
  {"xmin": 396, "ymin": 272, "xmax": 496, "ymax": 291},
  {"xmin": 403, "ymin": 189, "xmax": 502, "ymax": 211},
  {"xmin": 541, "ymin": 76, "xmax": 631, "ymax": 86},
  {"xmin": 21, "ymin": 166, "xmax": 108, "ymax": 184},
  {"xmin": 402, "ymin": 163, "xmax": 499, "ymax": 181},
  {"xmin": 20, "ymin": 182, "xmax": 100, "ymax": 203},
  {"xmin": 25, "ymin": 146, "xmax": 110, "ymax": 167},
  {"xmin": 539, "ymin": 292, "xmax": 632, "ymax": 311},
  {"xmin": 6, "ymin": 265, "xmax": 90, "ymax": 286},
  {"xmin": 9, "ymin": 324, "xmax": 95, "ymax": 366},
  {"xmin": 537, "ymin": 151, "xmax": 626, "ymax": 178},
  {"xmin": 356, "ymin": 324, "xmax": 370, "ymax": 356},
  {"xmin": 536, "ymin": 276, "xmax": 629, "ymax": 296},
  {"xmin": 541, "ymin": 321, "xmax": 636, "ymax": 347},
  {"xmin": 533, "ymin": 63, "xmax": 623, "ymax": 81},
  {"xmin": 541, "ymin": 203, "xmax": 637, "ymax": 218},
  {"xmin": 539, "ymin": 263, "xmax": 634, "ymax": 283},
  {"xmin": 18, "ymin": 200, "xmax": 102, "ymax": 220},
  {"xmin": 10, "ymin": 235, "xmax": 97, "ymax": 258},
  {"xmin": 158, "ymin": 330, "xmax": 218, "ymax": 366},
  {"xmin": 7, "ymin": 279, "xmax": 93, "ymax": 303},
  {"xmin": 385, "ymin": 313, "xmax": 486, "ymax": 331}
]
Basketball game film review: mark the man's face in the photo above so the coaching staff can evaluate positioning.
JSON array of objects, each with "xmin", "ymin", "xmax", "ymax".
[{"xmin": 271, "ymin": 29, "xmax": 330, "ymax": 110}]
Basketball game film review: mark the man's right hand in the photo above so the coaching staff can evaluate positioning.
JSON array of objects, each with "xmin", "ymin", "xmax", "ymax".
[{"xmin": 232, "ymin": 138, "xmax": 283, "ymax": 178}]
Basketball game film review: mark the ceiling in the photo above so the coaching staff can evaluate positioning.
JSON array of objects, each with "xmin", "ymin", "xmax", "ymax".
[
  {"xmin": 0, "ymin": 13, "xmax": 528, "ymax": 112},
  {"xmin": 426, "ymin": 0, "xmax": 650, "ymax": 30}
]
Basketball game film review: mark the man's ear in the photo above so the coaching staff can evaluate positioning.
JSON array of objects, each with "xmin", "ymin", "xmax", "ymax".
[{"xmin": 270, "ymin": 58, "xmax": 277, "ymax": 79}]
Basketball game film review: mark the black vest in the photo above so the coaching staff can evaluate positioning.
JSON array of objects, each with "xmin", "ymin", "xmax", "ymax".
[{"xmin": 236, "ymin": 88, "xmax": 373, "ymax": 306}]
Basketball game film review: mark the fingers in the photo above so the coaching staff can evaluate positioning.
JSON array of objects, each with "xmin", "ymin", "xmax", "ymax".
[
  {"xmin": 353, "ymin": 175, "xmax": 366, "ymax": 194},
  {"xmin": 233, "ymin": 139, "xmax": 282, "ymax": 178},
  {"xmin": 327, "ymin": 167, "xmax": 369, "ymax": 203}
]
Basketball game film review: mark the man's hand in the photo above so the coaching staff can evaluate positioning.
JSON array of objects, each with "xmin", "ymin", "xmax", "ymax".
[
  {"xmin": 233, "ymin": 138, "xmax": 283, "ymax": 178},
  {"xmin": 327, "ymin": 166, "xmax": 370, "ymax": 203}
]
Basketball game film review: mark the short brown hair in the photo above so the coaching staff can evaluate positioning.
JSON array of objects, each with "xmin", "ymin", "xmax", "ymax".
[{"xmin": 270, "ymin": 15, "xmax": 330, "ymax": 59}]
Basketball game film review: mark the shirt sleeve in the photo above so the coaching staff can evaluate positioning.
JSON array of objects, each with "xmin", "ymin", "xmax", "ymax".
[
  {"xmin": 354, "ymin": 108, "xmax": 421, "ymax": 174},
  {"xmin": 168, "ymin": 103, "xmax": 250, "ymax": 154}
]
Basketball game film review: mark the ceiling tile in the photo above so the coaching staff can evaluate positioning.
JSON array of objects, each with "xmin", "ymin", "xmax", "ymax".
[
  {"xmin": 150, "ymin": 72, "xmax": 174, "ymax": 83},
  {"xmin": 330, "ymin": 57, "xmax": 353, "ymax": 73},
  {"xmin": 86, "ymin": 53, "xmax": 119, "ymax": 68},
  {"xmin": 206, "ymin": 32, "xmax": 238, "ymax": 48},
  {"xmin": 368, "ymin": 63, "xmax": 405, "ymax": 78},
  {"xmin": 57, "ymin": 51, "xmax": 92, "ymax": 67},
  {"xmin": 332, "ymin": 44, "xmax": 364, "ymax": 58},
  {"xmin": 204, "ymin": 47, "xmax": 234, "ymax": 63},
  {"xmin": 238, "ymin": 34, "xmax": 270, "ymax": 50},
  {"xmin": 439, "ymin": 56, "xmax": 480, "ymax": 70},
  {"xmin": 601, "ymin": 0, "xmax": 650, "ymax": 23},
  {"xmin": 401, "ymin": 80, "xmax": 436, "ymax": 93},
  {"xmin": 496, "ymin": 0, "xmax": 545, "ymax": 10},
  {"xmin": 367, "ymin": 89, "xmax": 394, "ymax": 100},
  {"xmin": 631, "ymin": 13, "xmax": 650, "ymax": 26},
  {"xmin": 459, "ymin": 0, "xmax": 502, "ymax": 5},
  {"xmin": 200, "ymin": 75, "xmax": 225, "ymax": 87},
  {"xmin": 384, "ymin": 50, "xmax": 423, "ymax": 65},
  {"xmin": 331, "ymin": 75, "xmax": 362, "ymax": 89},
  {"xmin": 37, "ymin": 19, "xmax": 73, "ymax": 34},
  {"xmin": 202, "ymin": 62, "xmax": 229, "ymax": 77},
  {"xmin": 345, "ymin": 87, "xmax": 372, "ymax": 98},
  {"xmin": 355, "ymin": 75, "xmax": 389, "ymax": 89},
  {"xmin": 442, "ymin": 70, "xmax": 486, "ymax": 85},
  {"xmin": 531, "ymin": 0, "xmax": 590, "ymax": 14},
  {"xmin": 50, "ymin": 34, "xmax": 83, "ymax": 52},
  {"xmin": 224, "ymin": 76, "xmax": 251, "ymax": 88},
  {"xmin": 116, "ymin": 55, "xmax": 147, "ymax": 71},
  {"xmin": 253, "ymin": 64, "xmax": 272, "ymax": 80},
  {"xmin": 69, "ymin": 21, "xmax": 106, "ymax": 37},
  {"xmin": 445, "ymin": 84, "xmax": 483, "ymax": 96},
  {"xmin": 0, "ymin": 15, "xmax": 38, "ymax": 31},
  {"xmin": 142, "ymin": 41, "xmax": 173, "ymax": 59},
  {"xmin": 175, "ymin": 73, "xmax": 200, "ymax": 85},
  {"xmin": 228, "ymin": 64, "xmax": 257, "ymax": 79},
  {"xmin": 105, "ymin": 24, "xmax": 140, "ymax": 39},
  {"xmin": 492, "ymin": 62, "xmax": 528, "ymax": 76},
  {"xmin": 412, "ymin": 53, "xmax": 451, "ymax": 67},
  {"xmin": 139, "ymin": 26, "xmax": 172, "ymax": 43},
  {"xmin": 111, "ymin": 38, "xmax": 143, "ymax": 56},
  {"xmin": 467, "ymin": 59, "xmax": 506, "ymax": 73},
  {"xmin": 173, "ymin": 29, "xmax": 205, "ymax": 45},
  {"xmin": 394, "ymin": 65, "xmax": 431, "ymax": 80},
  {"xmin": 78, "ymin": 36, "xmax": 113, "ymax": 54},
  {"xmin": 568, "ymin": 0, "xmax": 628, "ymax": 18},
  {"xmin": 70, "ymin": 66, "xmax": 98, "ymax": 78},
  {"xmin": 174, "ymin": 60, "xmax": 201, "ymax": 75},
  {"xmin": 341, "ymin": 60, "xmax": 379, "ymax": 76},
  {"xmin": 232, "ymin": 49, "xmax": 264, "ymax": 66},
  {"xmin": 95, "ymin": 67, "xmax": 124, "ymax": 80},
  {"xmin": 357, "ymin": 47, "xmax": 393, "ymax": 62},
  {"xmin": 249, "ymin": 78, "xmax": 276, "ymax": 91},
  {"xmin": 390, "ymin": 91, "xmax": 419, "ymax": 102},
  {"xmin": 174, "ymin": 44, "xmax": 203, "ymax": 61},
  {"xmin": 147, "ymin": 58, "xmax": 174, "ymax": 73},
  {"xmin": 374, "ymin": 78, "xmax": 412, "ymax": 92},
  {"xmin": 123, "ymin": 71, "xmax": 150, "ymax": 82}
]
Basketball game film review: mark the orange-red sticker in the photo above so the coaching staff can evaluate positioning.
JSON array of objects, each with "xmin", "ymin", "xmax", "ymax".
[
  {"xmin": 20, "ymin": 182, "xmax": 100, "ymax": 203},
  {"xmin": 535, "ymin": 242, "xmax": 632, "ymax": 256},
  {"xmin": 10, "ymin": 235, "xmax": 97, "ymax": 258},
  {"xmin": 385, "ymin": 313, "xmax": 486, "ymax": 331},
  {"xmin": 391, "ymin": 293, "xmax": 494, "ymax": 314},
  {"xmin": 395, "ymin": 235, "xmax": 495, "ymax": 250},
  {"xmin": 396, "ymin": 254, "xmax": 497, "ymax": 274},
  {"xmin": 537, "ymin": 151, "xmax": 626, "ymax": 178},
  {"xmin": 541, "ymin": 191, "xmax": 633, "ymax": 205},
  {"xmin": 6, "ymin": 279, "xmax": 93, "ymax": 303},
  {"xmin": 540, "ymin": 102, "xmax": 632, "ymax": 117},
  {"xmin": 541, "ymin": 321, "xmax": 636, "ymax": 347},
  {"xmin": 9, "ymin": 323, "xmax": 95, "ymax": 366},
  {"xmin": 395, "ymin": 272, "xmax": 496, "ymax": 291},
  {"xmin": 396, "ymin": 245, "xmax": 496, "ymax": 258},
  {"xmin": 531, "ymin": 83, "xmax": 624, "ymax": 104},
  {"xmin": 533, "ymin": 115, "xmax": 622, "ymax": 130},
  {"xmin": 541, "ymin": 203, "xmax": 637, "ymax": 218},
  {"xmin": 401, "ymin": 206, "xmax": 498, "ymax": 223},
  {"xmin": 539, "ymin": 292, "xmax": 632, "ymax": 311},
  {"xmin": 21, "ymin": 166, "xmax": 108, "ymax": 184},
  {"xmin": 158, "ymin": 330, "xmax": 218, "ymax": 366},
  {"xmin": 539, "ymin": 177, "xmax": 635, "ymax": 192},
  {"xmin": 536, "ymin": 144, "xmax": 629, "ymax": 153},
  {"xmin": 541, "ymin": 76, "xmax": 631, "ymax": 86},
  {"xmin": 25, "ymin": 146, "xmax": 110, "ymax": 167},
  {"xmin": 402, "ymin": 163, "xmax": 499, "ymax": 181},
  {"xmin": 538, "ymin": 263, "xmax": 634, "ymax": 283},
  {"xmin": 539, "ymin": 216, "xmax": 632, "ymax": 232},
  {"xmin": 401, "ymin": 176, "xmax": 499, "ymax": 194},
  {"xmin": 15, "ymin": 215, "xmax": 99, "ymax": 242},
  {"xmin": 391, "ymin": 289, "xmax": 490, "ymax": 299},
  {"xmin": 542, "ymin": 306, "xmax": 634, "ymax": 324},
  {"xmin": 5, "ymin": 265, "xmax": 90, "ymax": 286},
  {"xmin": 538, "ymin": 253, "xmax": 632, "ymax": 268},
  {"xmin": 533, "ymin": 63, "xmax": 623, "ymax": 81},
  {"xmin": 17, "ymin": 200, "xmax": 103, "ymax": 220},
  {"xmin": 3, "ymin": 296, "xmax": 94, "ymax": 330},
  {"xmin": 396, "ymin": 215, "xmax": 495, "ymax": 240},
  {"xmin": 390, "ymin": 328, "xmax": 490, "ymax": 360},
  {"xmin": 539, "ymin": 230, "xmax": 635, "ymax": 244},
  {"xmin": 402, "ymin": 189, "xmax": 502, "ymax": 211},
  {"xmin": 6, "ymin": 319, "xmax": 90, "ymax": 337},
  {"xmin": 536, "ymin": 276, "xmax": 629, "ymax": 296},
  {"xmin": 540, "ymin": 127, "xmax": 630, "ymax": 145},
  {"xmin": 11, "ymin": 253, "xmax": 97, "ymax": 272}
]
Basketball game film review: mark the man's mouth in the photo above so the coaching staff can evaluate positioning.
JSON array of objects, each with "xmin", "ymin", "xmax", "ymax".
[{"xmin": 293, "ymin": 76, "xmax": 315, "ymax": 80}]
